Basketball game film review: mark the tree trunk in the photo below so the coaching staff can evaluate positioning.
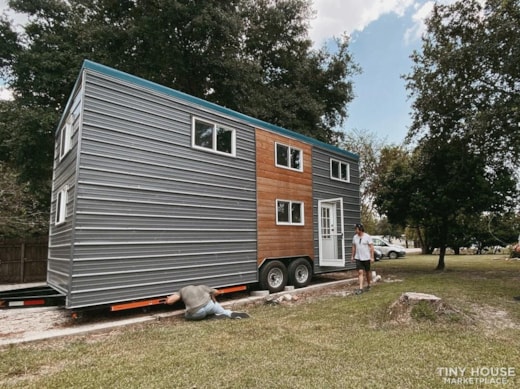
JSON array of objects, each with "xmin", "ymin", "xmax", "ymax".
[
  {"xmin": 436, "ymin": 245, "xmax": 446, "ymax": 270},
  {"xmin": 417, "ymin": 228, "xmax": 428, "ymax": 254}
]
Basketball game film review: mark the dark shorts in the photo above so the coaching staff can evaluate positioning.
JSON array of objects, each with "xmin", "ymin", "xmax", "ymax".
[{"xmin": 356, "ymin": 260, "xmax": 371, "ymax": 272}]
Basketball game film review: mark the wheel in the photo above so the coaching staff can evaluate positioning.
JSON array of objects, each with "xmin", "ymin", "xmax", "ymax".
[
  {"xmin": 288, "ymin": 258, "xmax": 312, "ymax": 288},
  {"xmin": 259, "ymin": 260, "xmax": 288, "ymax": 293},
  {"xmin": 388, "ymin": 251, "xmax": 398, "ymax": 259}
]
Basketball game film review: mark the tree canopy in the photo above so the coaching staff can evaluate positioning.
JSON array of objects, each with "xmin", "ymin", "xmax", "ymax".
[{"xmin": 0, "ymin": 0, "xmax": 359, "ymax": 237}]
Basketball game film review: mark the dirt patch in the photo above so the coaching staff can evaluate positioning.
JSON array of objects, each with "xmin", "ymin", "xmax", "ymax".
[
  {"xmin": 470, "ymin": 304, "xmax": 520, "ymax": 333},
  {"xmin": 0, "ymin": 307, "xmax": 72, "ymax": 340}
]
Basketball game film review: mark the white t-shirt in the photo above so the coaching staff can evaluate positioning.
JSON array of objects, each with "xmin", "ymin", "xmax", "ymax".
[{"xmin": 352, "ymin": 233, "xmax": 373, "ymax": 261}]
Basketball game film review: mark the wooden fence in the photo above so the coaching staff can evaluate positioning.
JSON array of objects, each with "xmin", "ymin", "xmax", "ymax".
[{"xmin": 0, "ymin": 237, "xmax": 48, "ymax": 283}]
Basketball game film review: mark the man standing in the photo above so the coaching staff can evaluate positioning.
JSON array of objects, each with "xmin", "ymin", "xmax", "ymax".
[
  {"xmin": 165, "ymin": 285, "xmax": 250, "ymax": 320},
  {"xmin": 351, "ymin": 223, "xmax": 375, "ymax": 294}
]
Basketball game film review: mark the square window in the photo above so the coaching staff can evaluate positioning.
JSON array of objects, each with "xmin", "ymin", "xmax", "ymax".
[
  {"xmin": 192, "ymin": 118, "xmax": 235, "ymax": 156},
  {"xmin": 276, "ymin": 200, "xmax": 304, "ymax": 225},
  {"xmin": 275, "ymin": 143, "xmax": 302, "ymax": 171},
  {"xmin": 330, "ymin": 159, "xmax": 350, "ymax": 182}
]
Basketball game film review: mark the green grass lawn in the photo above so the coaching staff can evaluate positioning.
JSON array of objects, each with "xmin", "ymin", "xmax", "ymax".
[{"xmin": 1, "ymin": 255, "xmax": 519, "ymax": 388}]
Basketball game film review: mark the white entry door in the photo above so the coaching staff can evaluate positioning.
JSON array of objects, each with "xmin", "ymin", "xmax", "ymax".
[{"xmin": 318, "ymin": 198, "xmax": 345, "ymax": 267}]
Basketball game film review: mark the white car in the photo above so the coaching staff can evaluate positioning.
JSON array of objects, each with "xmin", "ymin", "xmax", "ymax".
[{"xmin": 371, "ymin": 236, "xmax": 406, "ymax": 259}]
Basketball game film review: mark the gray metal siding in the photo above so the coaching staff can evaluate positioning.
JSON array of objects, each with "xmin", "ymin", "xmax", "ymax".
[
  {"xmin": 66, "ymin": 70, "xmax": 257, "ymax": 308},
  {"xmin": 49, "ymin": 60, "xmax": 360, "ymax": 308},
  {"xmin": 312, "ymin": 147, "xmax": 360, "ymax": 274},
  {"xmin": 47, "ymin": 85, "xmax": 84, "ymax": 296}
]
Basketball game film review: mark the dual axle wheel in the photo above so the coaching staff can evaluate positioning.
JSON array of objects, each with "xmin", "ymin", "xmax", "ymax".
[{"xmin": 259, "ymin": 258, "xmax": 312, "ymax": 293}]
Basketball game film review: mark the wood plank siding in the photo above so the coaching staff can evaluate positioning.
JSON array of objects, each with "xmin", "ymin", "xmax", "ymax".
[{"xmin": 255, "ymin": 129, "xmax": 314, "ymax": 263}]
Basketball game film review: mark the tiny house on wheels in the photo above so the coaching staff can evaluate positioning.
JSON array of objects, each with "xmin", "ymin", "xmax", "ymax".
[{"xmin": 48, "ymin": 60, "xmax": 360, "ymax": 310}]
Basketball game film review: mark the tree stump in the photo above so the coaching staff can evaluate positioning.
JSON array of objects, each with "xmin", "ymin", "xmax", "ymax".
[{"xmin": 387, "ymin": 292, "xmax": 444, "ymax": 323}]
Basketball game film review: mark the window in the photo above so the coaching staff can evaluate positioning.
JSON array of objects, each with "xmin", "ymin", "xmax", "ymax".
[
  {"xmin": 55, "ymin": 186, "xmax": 68, "ymax": 225},
  {"xmin": 276, "ymin": 200, "xmax": 304, "ymax": 225},
  {"xmin": 59, "ymin": 114, "xmax": 73, "ymax": 160},
  {"xmin": 275, "ymin": 143, "xmax": 302, "ymax": 171},
  {"xmin": 192, "ymin": 117, "xmax": 235, "ymax": 156},
  {"xmin": 330, "ymin": 159, "xmax": 350, "ymax": 182},
  {"xmin": 321, "ymin": 207, "xmax": 331, "ymax": 239}
]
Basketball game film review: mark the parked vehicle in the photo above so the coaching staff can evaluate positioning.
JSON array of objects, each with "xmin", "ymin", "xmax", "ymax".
[
  {"xmin": 374, "ymin": 247, "xmax": 383, "ymax": 261},
  {"xmin": 371, "ymin": 236, "xmax": 406, "ymax": 259}
]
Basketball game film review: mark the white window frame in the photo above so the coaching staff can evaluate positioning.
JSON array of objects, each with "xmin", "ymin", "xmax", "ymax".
[
  {"xmin": 55, "ymin": 185, "xmax": 68, "ymax": 225},
  {"xmin": 59, "ymin": 113, "xmax": 73, "ymax": 160},
  {"xmin": 191, "ymin": 117, "xmax": 236, "ymax": 157},
  {"xmin": 330, "ymin": 158, "xmax": 350, "ymax": 182},
  {"xmin": 275, "ymin": 142, "xmax": 303, "ymax": 172},
  {"xmin": 276, "ymin": 199, "xmax": 304, "ymax": 226}
]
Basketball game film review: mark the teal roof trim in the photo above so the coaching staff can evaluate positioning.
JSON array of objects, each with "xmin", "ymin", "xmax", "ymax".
[{"xmin": 82, "ymin": 59, "xmax": 358, "ymax": 160}]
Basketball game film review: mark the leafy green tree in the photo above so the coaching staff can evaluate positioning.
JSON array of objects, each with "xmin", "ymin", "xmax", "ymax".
[
  {"xmin": 341, "ymin": 129, "xmax": 387, "ymax": 227},
  {"xmin": 407, "ymin": 0, "xmax": 520, "ymax": 161},
  {"xmin": 376, "ymin": 135, "xmax": 516, "ymax": 268},
  {"xmin": 0, "ymin": 162, "xmax": 48, "ymax": 237},
  {"xmin": 392, "ymin": 0, "xmax": 520, "ymax": 269},
  {"xmin": 0, "ymin": 0, "xmax": 359, "ymax": 237}
]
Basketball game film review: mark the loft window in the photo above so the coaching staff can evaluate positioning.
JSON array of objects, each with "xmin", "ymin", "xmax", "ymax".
[
  {"xmin": 55, "ymin": 186, "xmax": 68, "ymax": 225},
  {"xmin": 330, "ymin": 159, "xmax": 350, "ymax": 182},
  {"xmin": 276, "ymin": 200, "xmax": 304, "ymax": 225},
  {"xmin": 275, "ymin": 143, "xmax": 302, "ymax": 171},
  {"xmin": 192, "ymin": 117, "xmax": 235, "ymax": 156},
  {"xmin": 59, "ymin": 114, "xmax": 73, "ymax": 160}
]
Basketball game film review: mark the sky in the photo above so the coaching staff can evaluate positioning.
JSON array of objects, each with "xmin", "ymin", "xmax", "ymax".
[
  {"xmin": 0, "ymin": 0, "xmax": 453, "ymax": 144},
  {"xmin": 309, "ymin": 0, "xmax": 451, "ymax": 145}
]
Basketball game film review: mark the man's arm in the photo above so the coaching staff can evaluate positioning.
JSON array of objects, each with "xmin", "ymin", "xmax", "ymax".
[
  {"xmin": 165, "ymin": 293, "xmax": 181, "ymax": 305},
  {"xmin": 351, "ymin": 241, "xmax": 356, "ymax": 262},
  {"xmin": 369, "ymin": 243, "xmax": 375, "ymax": 263}
]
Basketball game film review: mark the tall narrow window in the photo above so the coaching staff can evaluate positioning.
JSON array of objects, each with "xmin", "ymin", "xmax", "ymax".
[
  {"xmin": 275, "ymin": 143, "xmax": 302, "ymax": 171},
  {"xmin": 330, "ymin": 159, "xmax": 350, "ymax": 182},
  {"xmin": 192, "ymin": 117, "xmax": 235, "ymax": 156},
  {"xmin": 55, "ymin": 186, "xmax": 68, "ymax": 225},
  {"xmin": 59, "ymin": 114, "xmax": 73, "ymax": 160},
  {"xmin": 276, "ymin": 200, "xmax": 304, "ymax": 225},
  {"xmin": 321, "ymin": 207, "xmax": 331, "ymax": 239}
]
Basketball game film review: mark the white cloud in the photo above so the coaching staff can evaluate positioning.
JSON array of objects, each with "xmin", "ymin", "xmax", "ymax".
[
  {"xmin": 309, "ymin": 0, "xmax": 467, "ymax": 47},
  {"xmin": 403, "ymin": 0, "xmax": 461, "ymax": 45},
  {"xmin": 0, "ymin": 85, "xmax": 14, "ymax": 101},
  {"xmin": 404, "ymin": 1, "xmax": 435, "ymax": 45},
  {"xmin": 310, "ymin": 0, "xmax": 415, "ymax": 45}
]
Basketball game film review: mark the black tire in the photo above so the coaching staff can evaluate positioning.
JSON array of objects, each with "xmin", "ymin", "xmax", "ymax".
[
  {"xmin": 288, "ymin": 258, "xmax": 312, "ymax": 288},
  {"xmin": 259, "ymin": 260, "xmax": 288, "ymax": 293},
  {"xmin": 388, "ymin": 251, "xmax": 398, "ymax": 259}
]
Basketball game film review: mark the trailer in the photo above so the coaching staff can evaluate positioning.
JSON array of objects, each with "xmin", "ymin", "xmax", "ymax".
[{"xmin": 31, "ymin": 59, "xmax": 361, "ymax": 311}]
